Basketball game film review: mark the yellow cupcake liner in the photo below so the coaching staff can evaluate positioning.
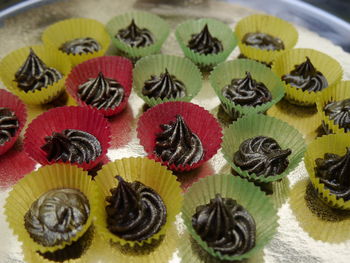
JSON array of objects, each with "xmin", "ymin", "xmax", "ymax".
[
  {"xmin": 94, "ymin": 157, "xmax": 182, "ymax": 247},
  {"xmin": 305, "ymin": 133, "xmax": 350, "ymax": 209},
  {"xmin": 4, "ymin": 164, "xmax": 98, "ymax": 253},
  {"xmin": 272, "ymin": 48, "xmax": 343, "ymax": 106},
  {"xmin": 42, "ymin": 18, "xmax": 111, "ymax": 66},
  {"xmin": 235, "ymin": 14, "xmax": 298, "ymax": 63},
  {"xmin": 0, "ymin": 45, "xmax": 72, "ymax": 105}
]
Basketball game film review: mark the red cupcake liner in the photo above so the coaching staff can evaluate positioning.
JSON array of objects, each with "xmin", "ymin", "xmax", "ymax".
[
  {"xmin": 137, "ymin": 101, "xmax": 222, "ymax": 172},
  {"xmin": 65, "ymin": 56, "xmax": 133, "ymax": 116},
  {"xmin": 0, "ymin": 89, "xmax": 27, "ymax": 156},
  {"xmin": 24, "ymin": 106, "xmax": 111, "ymax": 170}
]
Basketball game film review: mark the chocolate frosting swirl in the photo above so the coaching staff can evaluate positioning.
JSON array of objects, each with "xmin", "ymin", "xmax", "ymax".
[
  {"xmin": 282, "ymin": 57, "xmax": 328, "ymax": 92},
  {"xmin": 0, "ymin": 107, "xmax": 19, "ymax": 145},
  {"xmin": 324, "ymin": 98, "xmax": 350, "ymax": 132},
  {"xmin": 154, "ymin": 115, "xmax": 204, "ymax": 166},
  {"xmin": 222, "ymin": 72, "xmax": 272, "ymax": 107},
  {"xmin": 14, "ymin": 49, "xmax": 62, "ymax": 92},
  {"xmin": 59, "ymin": 37, "xmax": 101, "ymax": 55},
  {"xmin": 24, "ymin": 188, "xmax": 90, "ymax": 247},
  {"xmin": 142, "ymin": 69, "xmax": 186, "ymax": 100},
  {"xmin": 242, "ymin": 32, "xmax": 285, "ymax": 51},
  {"xmin": 41, "ymin": 129, "xmax": 102, "ymax": 164},
  {"xmin": 315, "ymin": 148, "xmax": 350, "ymax": 201},
  {"xmin": 192, "ymin": 194, "xmax": 256, "ymax": 256},
  {"xmin": 116, "ymin": 19, "xmax": 154, "ymax": 48},
  {"xmin": 106, "ymin": 176, "xmax": 166, "ymax": 241},
  {"xmin": 187, "ymin": 24, "xmax": 223, "ymax": 55},
  {"xmin": 234, "ymin": 136, "xmax": 292, "ymax": 177},
  {"xmin": 78, "ymin": 72, "xmax": 125, "ymax": 110}
]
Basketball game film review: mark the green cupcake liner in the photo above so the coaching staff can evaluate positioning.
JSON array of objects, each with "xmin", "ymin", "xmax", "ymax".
[
  {"xmin": 106, "ymin": 11, "xmax": 170, "ymax": 59},
  {"xmin": 222, "ymin": 114, "xmax": 306, "ymax": 183},
  {"xmin": 175, "ymin": 18, "xmax": 237, "ymax": 68},
  {"xmin": 182, "ymin": 174, "xmax": 278, "ymax": 261},
  {"xmin": 133, "ymin": 54, "xmax": 202, "ymax": 106}
]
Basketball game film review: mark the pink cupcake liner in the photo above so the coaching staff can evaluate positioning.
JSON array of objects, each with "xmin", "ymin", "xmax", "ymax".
[
  {"xmin": 65, "ymin": 56, "xmax": 133, "ymax": 116},
  {"xmin": 24, "ymin": 106, "xmax": 111, "ymax": 170},
  {"xmin": 137, "ymin": 101, "xmax": 222, "ymax": 172}
]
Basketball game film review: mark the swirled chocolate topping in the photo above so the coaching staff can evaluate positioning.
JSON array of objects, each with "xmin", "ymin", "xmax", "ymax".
[
  {"xmin": 41, "ymin": 129, "xmax": 102, "ymax": 164},
  {"xmin": 187, "ymin": 24, "xmax": 223, "ymax": 55},
  {"xmin": 192, "ymin": 194, "xmax": 256, "ymax": 256},
  {"xmin": 242, "ymin": 32, "xmax": 284, "ymax": 51},
  {"xmin": 154, "ymin": 115, "xmax": 204, "ymax": 166},
  {"xmin": 116, "ymin": 19, "xmax": 154, "ymax": 48},
  {"xmin": 142, "ymin": 69, "xmax": 186, "ymax": 100},
  {"xmin": 222, "ymin": 72, "xmax": 272, "ymax": 107},
  {"xmin": 24, "ymin": 188, "xmax": 90, "ymax": 247},
  {"xmin": 234, "ymin": 136, "xmax": 292, "ymax": 177},
  {"xmin": 0, "ymin": 107, "xmax": 19, "ymax": 145},
  {"xmin": 324, "ymin": 98, "xmax": 350, "ymax": 132},
  {"xmin": 315, "ymin": 148, "xmax": 350, "ymax": 201},
  {"xmin": 14, "ymin": 49, "xmax": 62, "ymax": 92},
  {"xmin": 78, "ymin": 72, "xmax": 125, "ymax": 110},
  {"xmin": 281, "ymin": 57, "xmax": 328, "ymax": 92},
  {"xmin": 59, "ymin": 37, "xmax": 101, "ymax": 55},
  {"xmin": 106, "ymin": 176, "xmax": 166, "ymax": 241}
]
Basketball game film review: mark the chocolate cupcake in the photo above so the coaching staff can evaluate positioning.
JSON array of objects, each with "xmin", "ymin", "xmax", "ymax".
[
  {"xmin": 323, "ymin": 98, "xmax": 350, "ymax": 133},
  {"xmin": 116, "ymin": 19, "xmax": 154, "ymax": 48},
  {"xmin": 187, "ymin": 24, "xmax": 223, "ymax": 55},
  {"xmin": 0, "ymin": 107, "xmax": 19, "ymax": 146},
  {"xmin": 242, "ymin": 32, "xmax": 285, "ymax": 51},
  {"xmin": 59, "ymin": 37, "xmax": 101, "ymax": 55}
]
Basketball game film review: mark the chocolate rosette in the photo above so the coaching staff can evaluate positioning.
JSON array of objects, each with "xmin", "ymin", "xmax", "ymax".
[{"xmin": 0, "ymin": 107, "xmax": 19, "ymax": 146}]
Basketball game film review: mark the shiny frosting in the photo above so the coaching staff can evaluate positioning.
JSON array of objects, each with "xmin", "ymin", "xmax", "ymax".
[
  {"xmin": 14, "ymin": 49, "xmax": 62, "ymax": 92},
  {"xmin": 154, "ymin": 115, "xmax": 204, "ymax": 166},
  {"xmin": 187, "ymin": 24, "xmax": 223, "ymax": 55},
  {"xmin": 0, "ymin": 107, "xmax": 19, "ymax": 145},
  {"xmin": 234, "ymin": 136, "xmax": 292, "ymax": 177},
  {"xmin": 242, "ymin": 32, "xmax": 285, "ymax": 51},
  {"xmin": 59, "ymin": 37, "xmax": 101, "ymax": 55},
  {"xmin": 222, "ymin": 72, "xmax": 272, "ymax": 107},
  {"xmin": 192, "ymin": 194, "xmax": 256, "ymax": 256},
  {"xmin": 78, "ymin": 72, "xmax": 125, "ymax": 110},
  {"xmin": 41, "ymin": 129, "xmax": 102, "ymax": 164},
  {"xmin": 324, "ymin": 98, "xmax": 350, "ymax": 132},
  {"xmin": 24, "ymin": 188, "xmax": 90, "ymax": 247},
  {"xmin": 116, "ymin": 19, "xmax": 154, "ymax": 48},
  {"xmin": 281, "ymin": 57, "xmax": 328, "ymax": 92},
  {"xmin": 105, "ymin": 176, "xmax": 166, "ymax": 241}
]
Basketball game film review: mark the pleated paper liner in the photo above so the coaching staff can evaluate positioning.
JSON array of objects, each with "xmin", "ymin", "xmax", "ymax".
[
  {"xmin": 304, "ymin": 133, "xmax": 350, "ymax": 210},
  {"xmin": 210, "ymin": 59, "xmax": 285, "ymax": 119},
  {"xmin": 65, "ymin": 56, "xmax": 133, "ymax": 116},
  {"xmin": 271, "ymin": 48, "xmax": 343, "ymax": 106},
  {"xmin": 42, "ymin": 18, "xmax": 111, "ymax": 66},
  {"xmin": 175, "ymin": 18, "xmax": 237, "ymax": 69},
  {"xmin": 106, "ymin": 11, "xmax": 170, "ymax": 59},
  {"xmin": 4, "ymin": 164, "xmax": 98, "ymax": 253},
  {"xmin": 133, "ymin": 54, "xmax": 202, "ymax": 107},
  {"xmin": 24, "ymin": 106, "xmax": 111, "ymax": 171},
  {"xmin": 93, "ymin": 157, "xmax": 182, "ymax": 247},
  {"xmin": 137, "ymin": 101, "xmax": 222, "ymax": 172},
  {"xmin": 0, "ymin": 45, "xmax": 71, "ymax": 105},
  {"xmin": 182, "ymin": 174, "xmax": 278, "ymax": 261},
  {"xmin": 222, "ymin": 114, "xmax": 306, "ymax": 183},
  {"xmin": 0, "ymin": 89, "xmax": 27, "ymax": 155},
  {"xmin": 235, "ymin": 14, "xmax": 298, "ymax": 64}
]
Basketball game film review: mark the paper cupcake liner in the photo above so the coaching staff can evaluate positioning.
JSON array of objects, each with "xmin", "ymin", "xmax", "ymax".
[
  {"xmin": 42, "ymin": 18, "xmax": 111, "ymax": 66},
  {"xmin": 222, "ymin": 114, "xmax": 306, "ymax": 183},
  {"xmin": 65, "ymin": 56, "xmax": 133, "ymax": 116},
  {"xmin": 0, "ymin": 45, "xmax": 72, "ymax": 105},
  {"xmin": 106, "ymin": 11, "xmax": 170, "ymax": 59},
  {"xmin": 272, "ymin": 48, "xmax": 343, "ymax": 106},
  {"xmin": 137, "ymin": 101, "xmax": 222, "ymax": 172},
  {"xmin": 304, "ymin": 133, "xmax": 350, "ymax": 209},
  {"xmin": 210, "ymin": 59, "xmax": 285, "ymax": 118},
  {"xmin": 93, "ymin": 157, "xmax": 182, "ymax": 247},
  {"xmin": 24, "ymin": 106, "xmax": 111, "ymax": 170},
  {"xmin": 235, "ymin": 14, "xmax": 298, "ymax": 63},
  {"xmin": 133, "ymin": 54, "xmax": 202, "ymax": 107},
  {"xmin": 175, "ymin": 18, "xmax": 237, "ymax": 69},
  {"xmin": 0, "ymin": 89, "xmax": 27, "ymax": 155},
  {"xmin": 4, "ymin": 163, "xmax": 98, "ymax": 253},
  {"xmin": 182, "ymin": 173, "xmax": 278, "ymax": 261}
]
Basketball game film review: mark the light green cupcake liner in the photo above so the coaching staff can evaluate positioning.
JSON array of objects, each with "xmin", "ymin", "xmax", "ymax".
[
  {"xmin": 182, "ymin": 174, "xmax": 278, "ymax": 261},
  {"xmin": 133, "ymin": 54, "xmax": 202, "ymax": 106}
]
